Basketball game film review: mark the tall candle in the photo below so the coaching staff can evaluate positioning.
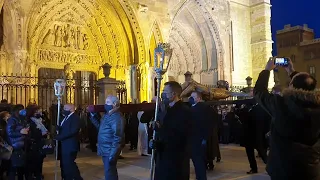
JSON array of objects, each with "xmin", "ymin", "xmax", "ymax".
[{"xmin": 160, "ymin": 56, "xmax": 164, "ymax": 70}]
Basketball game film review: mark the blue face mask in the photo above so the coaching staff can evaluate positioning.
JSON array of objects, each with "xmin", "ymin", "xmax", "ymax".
[
  {"xmin": 19, "ymin": 109, "xmax": 26, "ymax": 116},
  {"xmin": 104, "ymin": 104, "xmax": 113, "ymax": 112},
  {"xmin": 161, "ymin": 93, "xmax": 170, "ymax": 105},
  {"xmin": 188, "ymin": 97, "xmax": 195, "ymax": 105}
]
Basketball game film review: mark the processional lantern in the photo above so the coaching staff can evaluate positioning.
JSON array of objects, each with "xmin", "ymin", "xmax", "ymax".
[
  {"xmin": 54, "ymin": 79, "xmax": 66, "ymax": 97},
  {"xmin": 150, "ymin": 43, "xmax": 173, "ymax": 180},
  {"xmin": 53, "ymin": 79, "xmax": 66, "ymax": 180},
  {"xmin": 154, "ymin": 43, "xmax": 173, "ymax": 75}
]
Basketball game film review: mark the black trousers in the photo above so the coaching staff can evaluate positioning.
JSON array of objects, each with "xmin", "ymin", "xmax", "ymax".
[
  {"xmin": 26, "ymin": 153, "xmax": 44, "ymax": 180},
  {"xmin": 60, "ymin": 152, "xmax": 83, "ymax": 180},
  {"xmin": 9, "ymin": 166, "xmax": 26, "ymax": 180},
  {"xmin": 192, "ymin": 145, "xmax": 207, "ymax": 180},
  {"xmin": 0, "ymin": 159, "xmax": 10, "ymax": 179},
  {"xmin": 245, "ymin": 145, "xmax": 267, "ymax": 171}
]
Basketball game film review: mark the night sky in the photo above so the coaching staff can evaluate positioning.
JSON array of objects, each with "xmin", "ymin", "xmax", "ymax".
[{"xmin": 271, "ymin": 0, "xmax": 319, "ymax": 55}]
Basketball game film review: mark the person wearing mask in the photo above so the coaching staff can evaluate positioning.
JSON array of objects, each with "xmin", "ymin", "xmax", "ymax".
[
  {"xmin": 25, "ymin": 105, "xmax": 48, "ymax": 180},
  {"xmin": 137, "ymin": 101, "xmax": 148, "ymax": 156},
  {"xmin": 55, "ymin": 104, "xmax": 82, "ymax": 180},
  {"xmin": 151, "ymin": 81, "xmax": 192, "ymax": 180},
  {"xmin": 0, "ymin": 111, "xmax": 10, "ymax": 179},
  {"xmin": 89, "ymin": 95, "xmax": 125, "ymax": 180},
  {"xmin": 254, "ymin": 57, "xmax": 320, "ymax": 179},
  {"xmin": 0, "ymin": 111, "xmax": 10, "ymax": 145},
  {"xmin": 7, "ymin": 105, "xmax": 29, "ymax": 180},
  {"xmin": 188, "ymin": 91, "xmax": 212, "ymax": 179}
]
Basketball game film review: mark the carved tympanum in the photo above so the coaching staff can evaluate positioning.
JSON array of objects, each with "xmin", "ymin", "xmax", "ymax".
[{"xmin": 42, "ymin": 24, "xmax": 89, "ymax": 50}]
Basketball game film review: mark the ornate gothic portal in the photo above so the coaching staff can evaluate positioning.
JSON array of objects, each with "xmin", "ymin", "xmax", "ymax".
[{"xmin": 0, "ymin": 0, "xmax": 273, "ymax": 103}]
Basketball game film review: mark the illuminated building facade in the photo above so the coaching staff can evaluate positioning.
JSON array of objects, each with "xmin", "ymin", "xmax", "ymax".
[{"xmin": 0, "ymin": 0, "xmax": 272, "ymax": 104}]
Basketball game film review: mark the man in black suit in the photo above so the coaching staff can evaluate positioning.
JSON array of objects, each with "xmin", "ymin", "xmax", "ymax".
[
  {"xmin": 152, "ymin": 81, "xmax": 192, "ymax": 180},
  {"xmin": 189, "ymin": 91, "xmax": 212, "ymax": 179},
  {"xmin": 55, "ymin": 104, "xmax": 83, "ymax": 180}
]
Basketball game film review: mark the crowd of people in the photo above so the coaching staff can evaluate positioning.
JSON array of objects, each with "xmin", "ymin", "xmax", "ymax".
[
  {"xmin": 0, "ymin": 56, "xmax": 319, "ymax": 180},
  {"xmin": 0, "ymin": 101, "xmax": 50, "ymax": 180}
]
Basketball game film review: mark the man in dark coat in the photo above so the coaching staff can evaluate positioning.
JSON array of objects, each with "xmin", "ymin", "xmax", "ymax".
[
  {"xmin": 55, "ymin": 104, "xmax": 82, "ymax": 180},
  {"xmin": 206, "ymin": 105, "xmax": 221, "ymax": 169},
  {"xmin": 152, "ymin": 81, "xmax": 192, "ymax": 180},
  {"xmin": 189, "ymin": 91, "xmax": 211, "ymax": 179},
  {"xmin": 243, "ymin": 103, "xmax": 270, "ymax": 174},
  {"xmin": 90, "ymin": 95, "xmax": 125, "ymax": 180},
  {"xmin": 254, "ymin": 58, "xmax": 320, "ymax": 180}
]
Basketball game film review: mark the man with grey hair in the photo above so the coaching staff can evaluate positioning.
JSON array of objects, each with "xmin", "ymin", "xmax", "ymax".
[{"xmin": 90, "ymin": 95, "xmax": 125, "ymax": 180}]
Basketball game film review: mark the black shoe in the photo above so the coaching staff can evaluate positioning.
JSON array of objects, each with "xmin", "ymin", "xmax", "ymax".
[
  {"xmin": 216, "ymin": 158, "xmax": 221, "ymax": 163},
  {"xmin": 247, "ymin": 170, "xmax": 258, "ymax": 174},
  {"xmin": 141, "ymin": 154, "xmax": 148, "ymax": 156}
]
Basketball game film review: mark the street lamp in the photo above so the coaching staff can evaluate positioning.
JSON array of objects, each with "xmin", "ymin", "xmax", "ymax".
[
  {"xmin": 53, "ymin": 79, "xmax": 66, "ymax": 180},
  {"xmin": 116, "ymin": 81, "xmax": 127, "ymax": 104},
  {"xmin": 150, "ymin": 43, "xmax": 173, "ymax": 180}
]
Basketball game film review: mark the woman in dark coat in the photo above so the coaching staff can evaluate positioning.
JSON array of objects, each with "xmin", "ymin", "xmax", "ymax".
[
  {"xmin": 6, "ymin": 105, "xmax": 28, "ymax": 180},
  {"xmin": 25, "ymin": 105, "xmax": 48, "ymax": 180}
]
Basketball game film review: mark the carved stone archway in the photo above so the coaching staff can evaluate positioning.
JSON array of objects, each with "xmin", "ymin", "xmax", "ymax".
[
  {"xmin": 26, "ymin": 0, "xmax": 143, "ymax": 79},
  {"xmin": 167, "ymin": 0, "xmax": 231, "ymax": 84}
]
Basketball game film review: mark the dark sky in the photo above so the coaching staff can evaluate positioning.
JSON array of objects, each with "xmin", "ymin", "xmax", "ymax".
[{"xmin": 271, "ymin": 0, "xmax": 319, "ymax": 55}]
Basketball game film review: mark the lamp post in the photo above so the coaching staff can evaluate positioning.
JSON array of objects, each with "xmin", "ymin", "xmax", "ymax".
[
  {"xmin": 53, "ymin": 79, "xmax": 66, "ymax": 180},
  {"xmin": 150, "ymin": 43, "xmax": 173, "ymax": 180}
]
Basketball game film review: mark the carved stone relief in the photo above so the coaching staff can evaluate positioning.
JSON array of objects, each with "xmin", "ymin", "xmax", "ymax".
[{"xmin": 42, "ymin": 24, "xmax": 89, "ymax": 51}]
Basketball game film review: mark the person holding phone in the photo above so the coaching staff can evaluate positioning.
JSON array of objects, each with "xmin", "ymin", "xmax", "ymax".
[{"xmin": 254, "ymin": 57, "xmax": 319, "ymax": 180}]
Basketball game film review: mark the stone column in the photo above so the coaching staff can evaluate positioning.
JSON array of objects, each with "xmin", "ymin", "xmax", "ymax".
[
  {"xmin": 250, "ymin": 0, "xmax": 274, "ymax": 87},
  {"xmin": 29, "ymin": 63, "xmax": 38, "ymax": 104},
  {"xmin": 130, "ymin": 64, "xmax": 138, "ymax": 103},
  {"xmin": 64, "ymin": 63, "xmax": 75, "ymax": 104},
  {"xmin": 97, "ymin": 63, "xmax": 119, "ymax": 105}
]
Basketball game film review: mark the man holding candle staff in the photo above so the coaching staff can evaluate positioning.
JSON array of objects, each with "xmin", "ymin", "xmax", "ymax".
[{"xmin": 150, "ymin": 81, "xmax": 193, "ymax": 180}]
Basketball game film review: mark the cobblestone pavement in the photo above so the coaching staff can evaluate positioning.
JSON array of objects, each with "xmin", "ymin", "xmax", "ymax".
[{"xmin": 43, "ymin": 144, "xmax": 270, "ymax": 180}]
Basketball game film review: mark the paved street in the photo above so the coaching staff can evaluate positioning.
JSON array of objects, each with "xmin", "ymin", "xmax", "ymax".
[{"xmin": 43, "ymin": 144, "xmax": 270, "ymax": 180}]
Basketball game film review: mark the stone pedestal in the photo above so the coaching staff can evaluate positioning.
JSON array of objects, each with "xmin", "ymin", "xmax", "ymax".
[{"xmin": 97, "ymin": 63, "xmax": 119, "ymax": 104}]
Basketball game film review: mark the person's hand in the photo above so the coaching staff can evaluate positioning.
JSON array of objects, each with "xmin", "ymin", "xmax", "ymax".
[
  {"xmin": 149, "ymin": 139, "xmax": 157, "ymax": 150},
  {"xmin": 151, "ymin": 121, "xmax": 161, "ymax": 129},
  {"xmin": 265, "ymin": 57, "xmax": 276, "ymax": 71},
  {"xmin": 20, "ymin": 128, "xmax": 29, "ymax": 135},
  {"xmin": 284, "ymin": 57, "xmax": 295, "ymax": 75},
  {"xmin": 201, "ymin": 139, "xmax": 206, "ymax": 146}
]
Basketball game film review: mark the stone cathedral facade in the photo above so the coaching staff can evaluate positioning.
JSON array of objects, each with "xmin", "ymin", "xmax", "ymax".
[{"xmin": 0, "ymin": 0, "xmax": 272, "ymax": 103}]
